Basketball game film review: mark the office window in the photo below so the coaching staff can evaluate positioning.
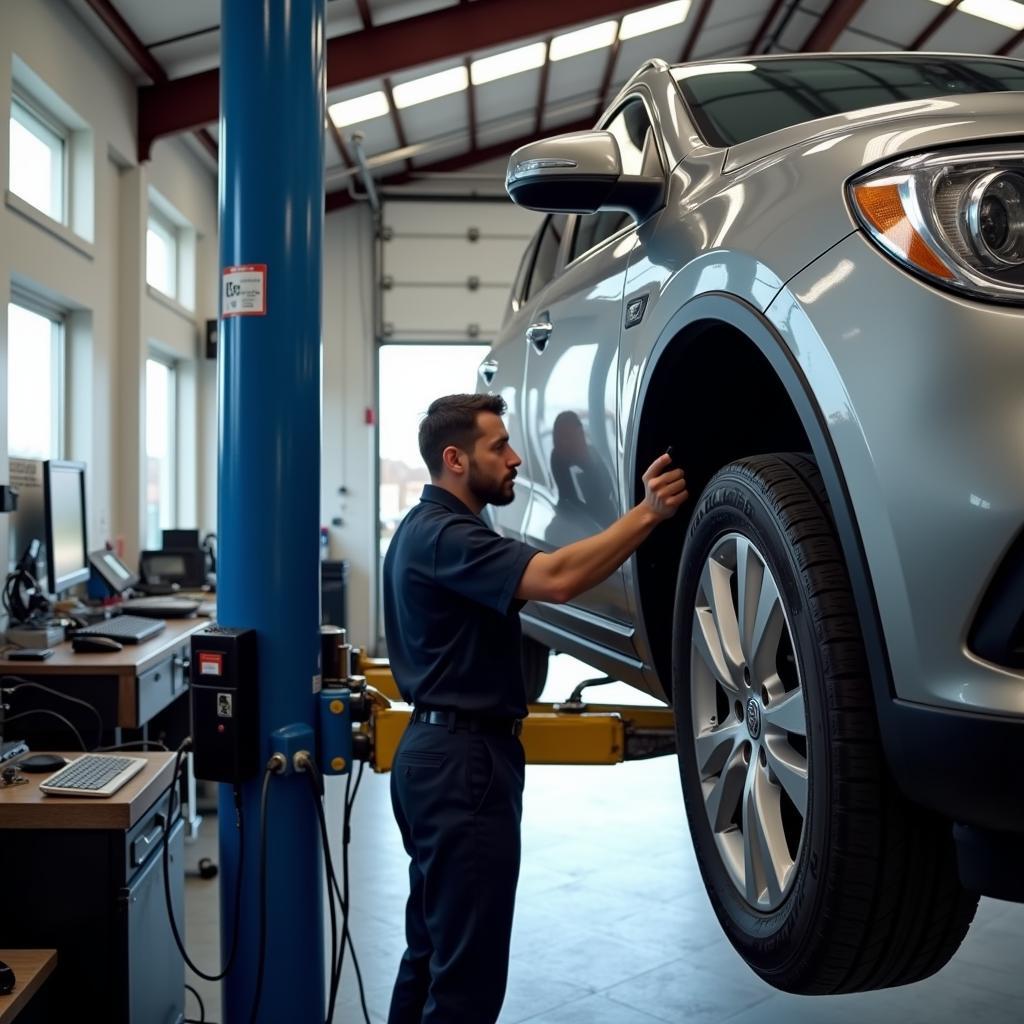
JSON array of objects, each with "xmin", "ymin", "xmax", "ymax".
[
  {"xmin": 145, "ymin": 357, "xmax": 177, "ymax": 549},
  {"xmin": 9, "ymin": 96, "xmax": 65, "ymax": 222},
  {"xmin": 6, "ymin": 301, "xmax": 64, "ymax": 459},
  {"xmin": 146, "ymin": 211, "xmax": 178, "ymax": 299}
]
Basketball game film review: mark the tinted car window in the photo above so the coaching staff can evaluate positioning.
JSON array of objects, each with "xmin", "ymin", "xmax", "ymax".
[
  {"xmin": 508, "ymin": 230, "xmax": 539, "ymax": 315},
  {"xmin": 525, "ymin": 215, "xmax": 565, "ymax": 300},
  {"xmin": 673, "ymin": 56, "xmax": 1024, "ymax": 147}
]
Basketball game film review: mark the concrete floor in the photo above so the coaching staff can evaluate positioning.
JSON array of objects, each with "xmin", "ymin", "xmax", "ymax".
[{"xmin": 185, "ymin": 656, "xmax": 1024, "ymax": 1024}]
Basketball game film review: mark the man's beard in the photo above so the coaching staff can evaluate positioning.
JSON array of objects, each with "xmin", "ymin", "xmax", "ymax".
[{"xmin": 468, "ymin": 459, "xmax": 515, "ymax": 507}]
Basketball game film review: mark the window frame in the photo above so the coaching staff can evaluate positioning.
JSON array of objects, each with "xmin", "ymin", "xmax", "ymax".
[
  {"xmin": 144, "ymin": 353, "xmax": 179, "ymax": 550},
  {"xmin": 9, "ymin": 92, "xmax": 68, "ymax": 224},
  {"xmin": 146, "ymin": 209, "xmax": 180, "ymax": 301},
  {"xmin": 6, "ymin": 295, "xmax": 67, "ymax": 461},
  {"xmin": 564, "ymin": 94, "xmax": 667, "ymax": 270}
]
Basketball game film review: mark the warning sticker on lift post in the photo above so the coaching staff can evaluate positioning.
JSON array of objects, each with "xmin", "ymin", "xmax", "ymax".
[{"xmin": 222, "ymin": 263, "xmax": 267, "ymax": 317}]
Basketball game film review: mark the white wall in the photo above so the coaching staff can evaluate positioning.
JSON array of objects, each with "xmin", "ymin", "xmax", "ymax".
[{"xmin": 0, "ymin": 0, "xmax": 217, "ymax": 612}]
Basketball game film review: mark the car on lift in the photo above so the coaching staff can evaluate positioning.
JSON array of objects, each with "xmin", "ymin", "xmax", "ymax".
[{"xmin": 481, "ymin": 52, "xmax": 1024, "ymax": 995}]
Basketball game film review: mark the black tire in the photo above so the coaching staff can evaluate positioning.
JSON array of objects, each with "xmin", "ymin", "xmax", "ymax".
[
  {"xmin": 672, "ymin": 453, "xmax": 978, "ymax": 994},
  {"xmin": 521, "ymin": 634, "xmax": 550, "ymax": 703}
]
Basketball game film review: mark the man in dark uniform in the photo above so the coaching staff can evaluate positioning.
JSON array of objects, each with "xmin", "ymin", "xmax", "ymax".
[{"xmin": 383, "ymin": 393, "xmax": 687, "ymax": 1024}]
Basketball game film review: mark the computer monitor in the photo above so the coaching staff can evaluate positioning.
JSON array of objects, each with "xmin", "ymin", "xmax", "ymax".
[{"xmin": 42, "ymin": 459, "xmax": 90, "ymax": 595}]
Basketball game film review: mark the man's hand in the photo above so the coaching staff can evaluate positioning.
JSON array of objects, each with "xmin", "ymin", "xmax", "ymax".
[{"xmin": 641, "ymin": 453, "xmax": 689, "ymax": 521}]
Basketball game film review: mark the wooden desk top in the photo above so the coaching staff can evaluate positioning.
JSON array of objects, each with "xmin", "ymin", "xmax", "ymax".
[
  {"xmin": 0, "ymin": 619, "xmax": 207, "ymax": 681},
  {"xmin": 0, "ymin": 752, "xmax": 176, "ymax": 830},
  {"xmin": 0, "ymin": 949, "xmax": 57, "ymax": 1024}
]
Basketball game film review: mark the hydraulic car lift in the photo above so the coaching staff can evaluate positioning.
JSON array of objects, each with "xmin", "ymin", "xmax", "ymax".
[{"xmin": 321, "ymin": 648, "xmax": 677, "ymax": 774}]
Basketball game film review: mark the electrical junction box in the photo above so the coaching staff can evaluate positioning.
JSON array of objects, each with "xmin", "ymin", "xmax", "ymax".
[{"xmin": 190, "ymin": 626, "xmax": 259, "ymax": 783}]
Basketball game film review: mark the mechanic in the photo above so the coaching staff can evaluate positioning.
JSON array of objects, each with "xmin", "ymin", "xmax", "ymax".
[{"xmin": 383, "ymin": 392, "xmax": 688, "ymax": 1024}]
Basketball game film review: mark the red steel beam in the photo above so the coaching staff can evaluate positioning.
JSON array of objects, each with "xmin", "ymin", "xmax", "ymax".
[
  {"xmin": 85, "ymin": 0, "xmax": 220, "ymax": 163},
  {"xmin": 997, "ymin": 26, "xmax": 1024, "ymax": 55},
  {"xmin": 911, "ymin": 0, "xmax": 964, "ymax": 50},
  {"xmin": 138, "ymin": 0, "xmax": 651, "ymax": 159},
  {"xmin": 354, "ymin": 0, "xmax": 373, "ymax": 29},
  {"xmin": 680, "ymin": 0, "xmax": 716, "ymax": 63},
  {"xmin": 325, "ymin": 116, "xmax": 594, "ymax": 213},
  {"xmin": 85, "ymin": 0, "xmax": 167, "ymax": 83},
  {"xmin": 801, "ymin": 0, "xmax": 867, "ymax": 52},
  {"xmin": 748, "ymin": 0, "xmax": 787, "ymax": 55}
]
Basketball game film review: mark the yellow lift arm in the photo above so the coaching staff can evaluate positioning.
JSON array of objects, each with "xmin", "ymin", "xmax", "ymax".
[{"xmin": 353, "ymin": 656, "xmax": 677, "ymax": 773}]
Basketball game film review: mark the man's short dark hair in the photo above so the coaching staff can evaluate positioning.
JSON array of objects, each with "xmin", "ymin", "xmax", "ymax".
[{"xmin": 419, "ymin": 393, "xmax": 507, "ymax": 477}]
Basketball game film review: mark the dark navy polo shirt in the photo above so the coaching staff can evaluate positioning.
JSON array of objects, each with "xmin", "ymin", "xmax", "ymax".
[{"xmin": 382, "ymin": 484, "xmax": 541, "ymax": 719}]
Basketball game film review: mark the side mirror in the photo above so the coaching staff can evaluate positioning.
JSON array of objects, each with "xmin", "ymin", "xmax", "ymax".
[{"xmin": 506, "ymin": 130, "xmax": 663, "ymax": 222}]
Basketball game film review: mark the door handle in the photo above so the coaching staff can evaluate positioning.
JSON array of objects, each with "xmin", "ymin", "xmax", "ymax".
[
  {"xmin": 526, "ymin": 317, "xmax": 553, "ymax": 353},
  {"xmin": 479, "ymin": 358, "xmax": 499, "ymax": 386}
]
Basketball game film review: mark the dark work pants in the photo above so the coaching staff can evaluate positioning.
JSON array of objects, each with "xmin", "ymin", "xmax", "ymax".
[{"xmin": 387, "ymin": 719, "xmax": 526, "ymax": 1024}]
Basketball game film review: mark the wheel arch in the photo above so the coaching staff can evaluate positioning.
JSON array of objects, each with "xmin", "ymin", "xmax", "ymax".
[{"xmin": 628, "ymin": 293, "xmax": 896, "ymax": 728}]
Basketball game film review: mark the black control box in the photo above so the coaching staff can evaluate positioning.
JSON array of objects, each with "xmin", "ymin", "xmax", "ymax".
[{"xmin": 189, "ymin": 626, "xmax": 259, "ymax": 783}]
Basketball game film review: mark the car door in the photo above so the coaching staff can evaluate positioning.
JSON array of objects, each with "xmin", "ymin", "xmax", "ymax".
[
  {"xmin": 478, "ymin": 224, "xmax": 548, "ymax": 540},
  {"xmin": 519, "ymin": 98, "xmax": 666, "ymax": 644}
]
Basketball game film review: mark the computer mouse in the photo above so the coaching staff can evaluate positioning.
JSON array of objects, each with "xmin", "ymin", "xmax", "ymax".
[
  {"xmin": 17, "ymin": 753, "xmax": 69, "ymax": 773},
  {"xmin": 72, "ymin": 635, "xmax": 124, "ymax": 653},
  {"xmin": 0, "ymin": 958, "xmax": 14, "ymax": 995}
]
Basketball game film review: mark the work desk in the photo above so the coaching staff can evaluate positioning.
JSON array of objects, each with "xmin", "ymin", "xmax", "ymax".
[
  {"xmin": 0, "ymin": 753, "xmax": 184, "ymax": 1022},
  {"xmin": 0, "ymin": 949, "xmax": 57, "ymax": 1024},
  {"xmin": 0, "ymin": 751, "xmax": 176, "ymax": 830},
  {"xmin": 0, "ymin": 618, "xmax": 207, "ymax": 728}
]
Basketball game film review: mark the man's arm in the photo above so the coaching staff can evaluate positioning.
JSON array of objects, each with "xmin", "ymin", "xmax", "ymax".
[{"xmin": 516, "ymin": 454, "xmax": 688, "ymax": 604}]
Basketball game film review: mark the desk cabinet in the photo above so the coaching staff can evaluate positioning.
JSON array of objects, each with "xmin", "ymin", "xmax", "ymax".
[{"xmin": 0, "ymin": 755, "xmax": 184, "ymax": 1023}]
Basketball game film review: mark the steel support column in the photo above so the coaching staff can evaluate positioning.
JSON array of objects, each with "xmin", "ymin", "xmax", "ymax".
[{"xmin": 218, "ymin": 1, "xmax": 326, "ymax": 1021}]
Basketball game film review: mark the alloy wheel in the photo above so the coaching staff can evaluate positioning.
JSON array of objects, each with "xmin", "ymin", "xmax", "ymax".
[{"xmin": 689, "ymin": 533, "xmax": 808, "ymax": 911}]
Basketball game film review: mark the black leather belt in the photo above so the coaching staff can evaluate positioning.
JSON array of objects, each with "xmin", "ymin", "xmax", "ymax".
[{"xmin": 413, "ymin": 709, "xmax": 523, "ymax": 737}]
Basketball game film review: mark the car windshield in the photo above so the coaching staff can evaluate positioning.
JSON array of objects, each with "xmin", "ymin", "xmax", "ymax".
[{"xmin": 672, "ymin": 56, "xmax": 1024, "ymax": 147}]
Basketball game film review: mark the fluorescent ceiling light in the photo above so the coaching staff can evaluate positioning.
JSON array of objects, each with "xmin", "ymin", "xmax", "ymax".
[
  {"xmin": 471, "ymin": 42, "xmax": 548, "ymax": 85},
  {"xmin": 672, "ymin": 62, "xmax": 757, "ymax": 80},
  {"xmin": 550, "ymin": 21, "xmax": 618, "ymax": 61},
  {"xmin": 393, "ymin": 66, "xmax": 468, "ymax": 109},
  {"xmin": 620, "ymin": 1, "xmax": 692, "ymax": 41},
  {"xmin": 925, "ymin": 0, "xmax": 1024, "ymax": 30},
  {"xmin": 329, "ymin": 91, "xmax": 389, "ymax": 127}
]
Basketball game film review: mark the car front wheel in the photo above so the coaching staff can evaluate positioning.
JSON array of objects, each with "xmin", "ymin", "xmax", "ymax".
[{"xmin": 672, "ymin": 453, "xmax": 978, "ymax": 994}]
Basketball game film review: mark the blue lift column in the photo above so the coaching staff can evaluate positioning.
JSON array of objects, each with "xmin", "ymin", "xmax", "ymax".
[{"xmin": 218, "ymin": 1, "xmax": 326, "ymax": 1020}]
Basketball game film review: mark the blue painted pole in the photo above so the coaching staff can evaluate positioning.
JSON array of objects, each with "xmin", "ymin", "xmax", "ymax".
[{"xmin": 218, "ymin": 1, "xmax": 326, "ymax": 1021}]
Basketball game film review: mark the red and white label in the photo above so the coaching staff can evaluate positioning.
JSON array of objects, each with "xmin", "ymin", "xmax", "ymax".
[
  {"xmin": 222, "ymin": 263, "xmax": 267, "ymax": 317},
  {"xmin": 199, "ymin": 651, "xmax": 224, "ymax": 676}
]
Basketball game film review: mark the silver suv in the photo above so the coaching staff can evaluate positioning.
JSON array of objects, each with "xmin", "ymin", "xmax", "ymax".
[{"xmin": 483, "ymin": 53, "xmax": 1024, "ymax": 995}]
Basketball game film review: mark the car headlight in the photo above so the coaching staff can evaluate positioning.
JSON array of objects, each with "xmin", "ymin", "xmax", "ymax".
[{"xmin": 848, "ymin": 148, "xmax": 1024, "ymax": 303}]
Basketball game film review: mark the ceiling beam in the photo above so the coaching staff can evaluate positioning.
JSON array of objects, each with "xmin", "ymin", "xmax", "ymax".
[
  {"xmin": 536, "ymin": 39, "xmax": 553, "ymax": 135},
  {"xmin": 997, "ymin": 26, "xmax": 1024, "ymax": 55},
  {"xmin": 595, "ymin": 21, "xmax": 623, "ymax": 119},
  {"xmin": 910, "ymin": 0, "xmax": 964, "ymax": 50},
  {"xmin": 465, "ymin": 57, "xmax": 478, "ymax": 152},
  {"xmin": 85, "ymin": 0, "xmax": 220, "ymax": 164},
  {"xmin": 748, "ymin": 0, "xmax": 787, "ymax": 55},
  {"xmin": 382, "ymin": 77, "xmax": 412, "ymax": 172},
  {"xmin": 680, "ymin": 0, "xmax": 716, "ymax": 63},
  {"xmin": 354, "ymin": 0, "xmax": 373, "ymax": 29},
  {"xmin": 326, "ymin": 116, "xmax": 595, "ymax": 213},
  {"xmin": 138, "ymin": 0, "xmax": 651, "ymax": 160},
  {"xmin": 84, "ymin": 0, "xmax": 166, "ymax": 83},
  {"xmin": 801, "ymin": 0, "xmax": 867, "ymax": 52}
]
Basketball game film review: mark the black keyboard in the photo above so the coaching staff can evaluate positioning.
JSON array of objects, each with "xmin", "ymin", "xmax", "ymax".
[{"xmin": 74, "ymin": 615, "xmax": 165, "ymax": 644}]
